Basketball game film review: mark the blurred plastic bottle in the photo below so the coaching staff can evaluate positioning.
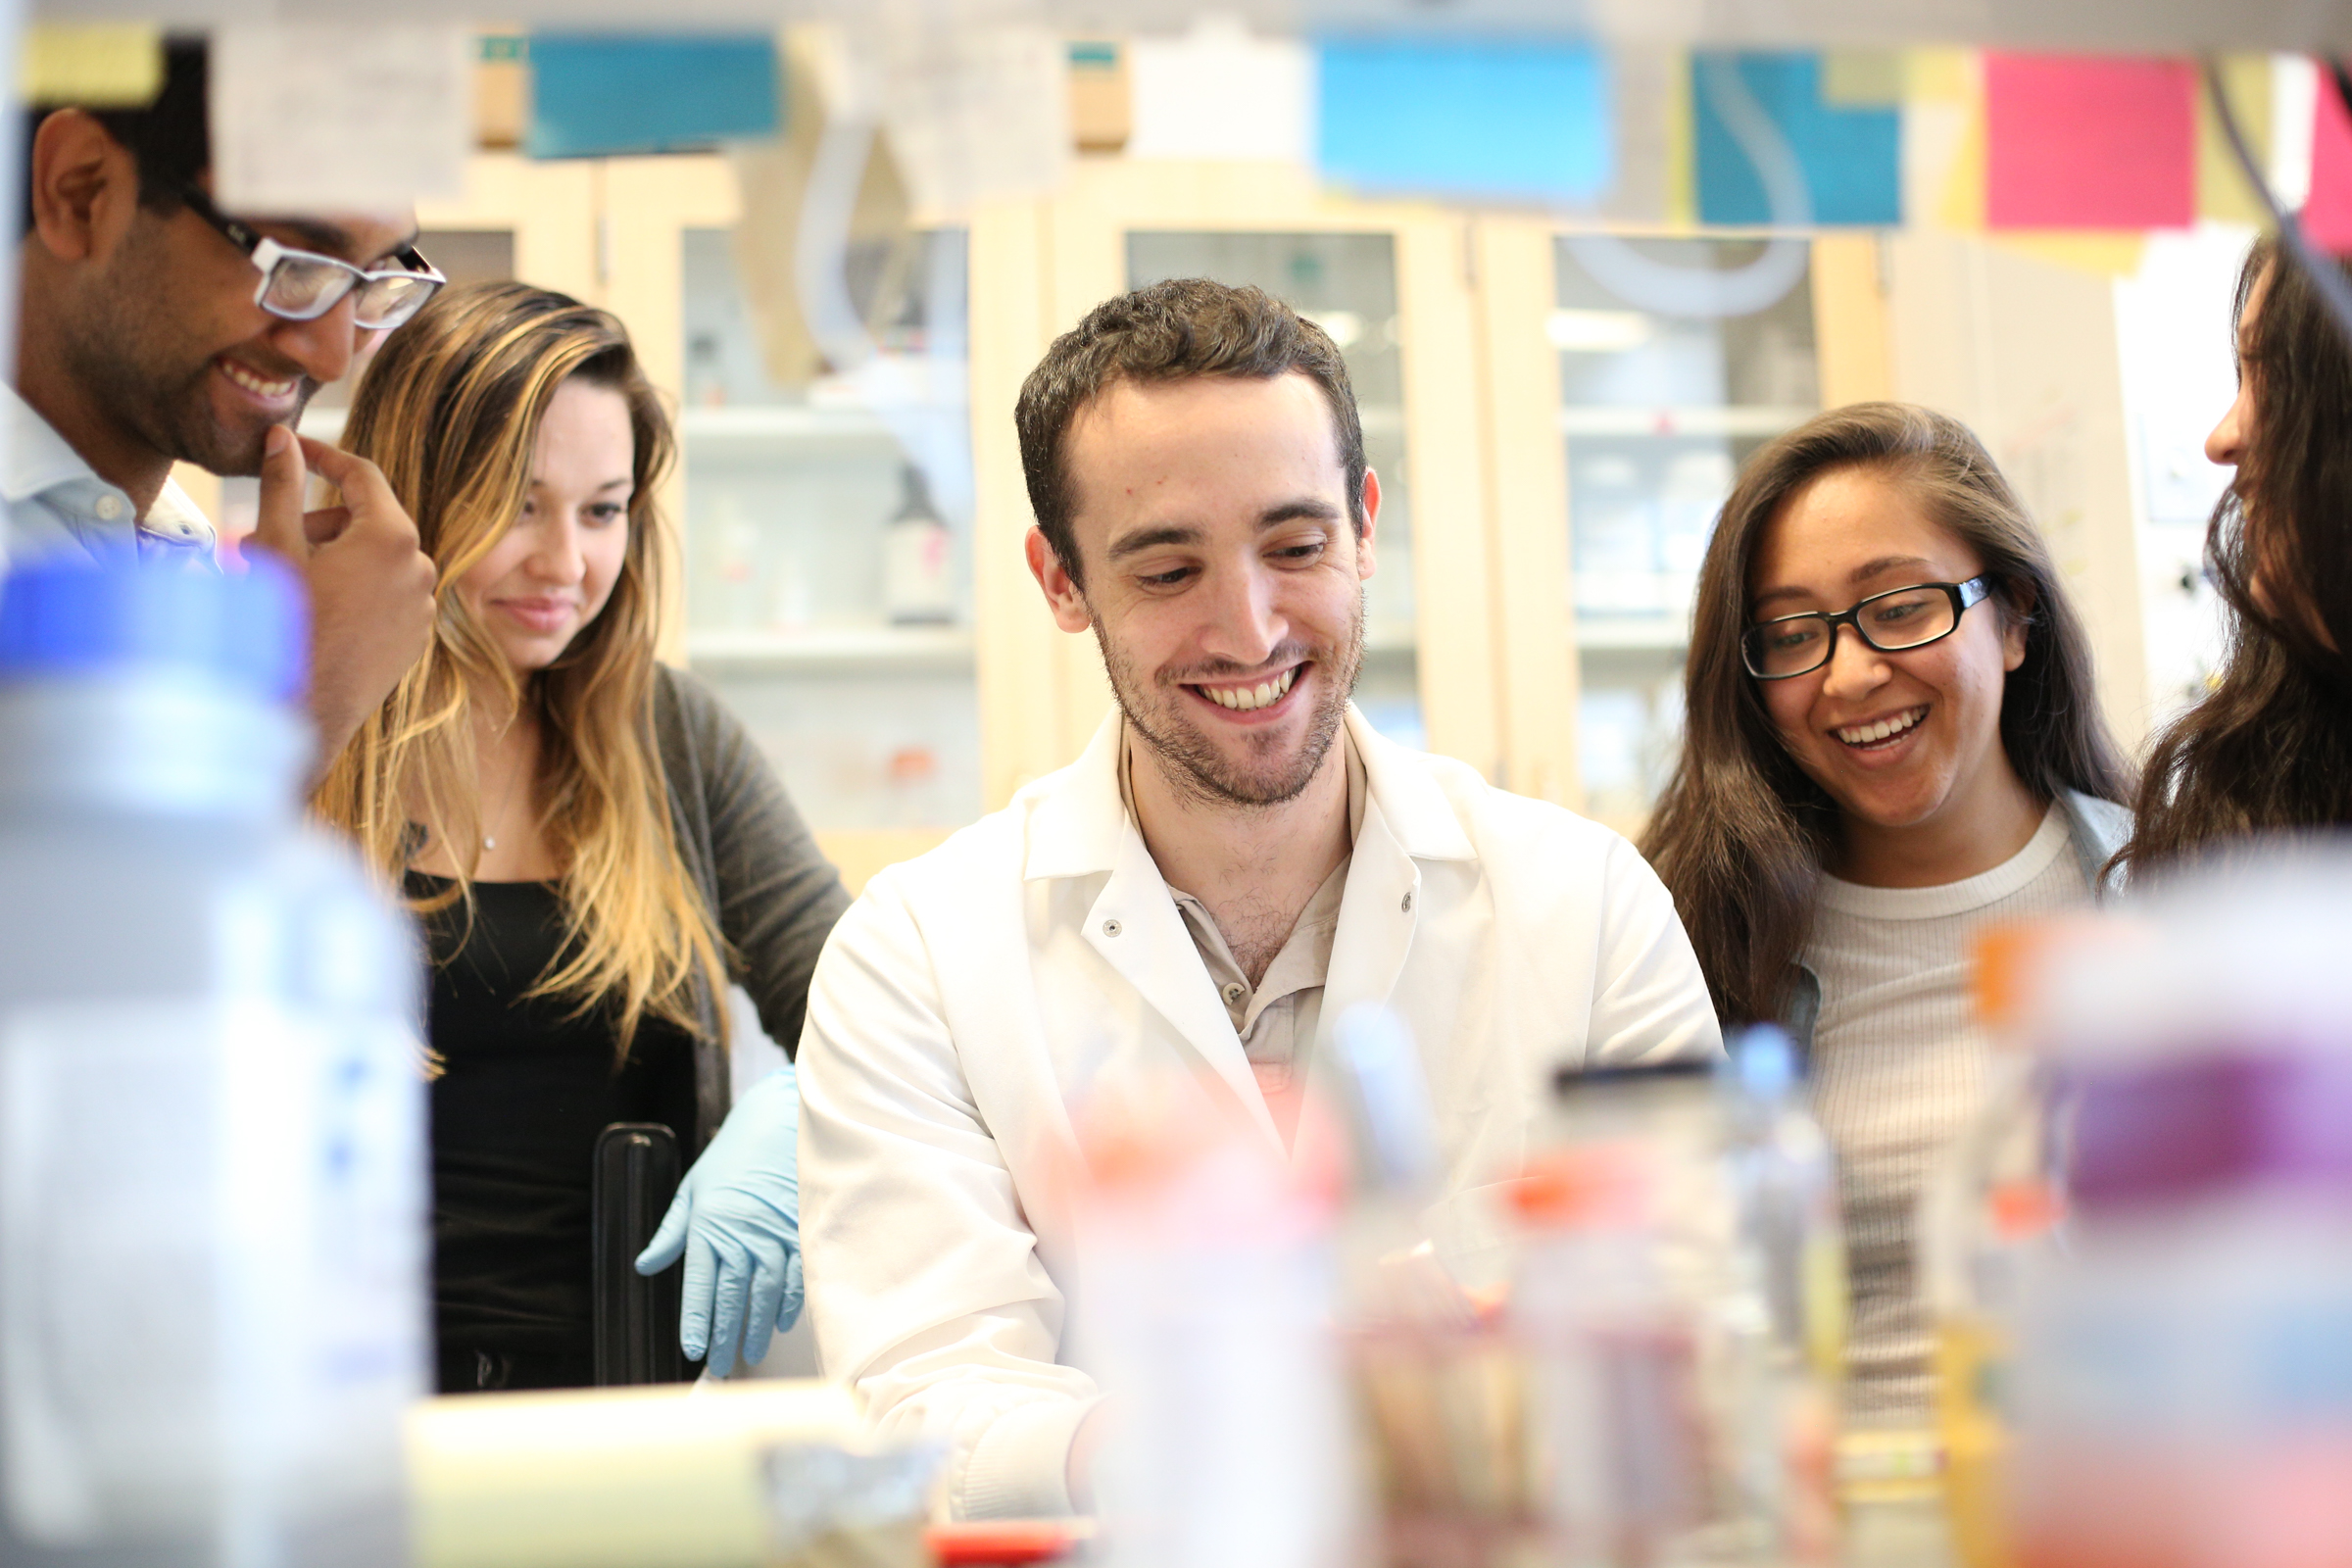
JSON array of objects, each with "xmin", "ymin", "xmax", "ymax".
[
  {"xmin": 1326, "ymin": 1007, "xmax": 1510, "ymax": 1563},
  {"xmin": 1725, "ymin": 1027, "xmax": 1845, "ymax": 1384},
  {"xmin": 1511, "ymin": 1056, "xmax": 1834, "ymax": 1568},
  {"xmin": 1917, "ymin": 922, "xmax": 2084, "ymax": 1568},
  {"xmin": 1073, "ymin": 1088, "xmax": 1354, "ymax": 1568},
  {"xmin": 1723, "ymin": 1027, "xmax": 1841, "ymax": 1560},
  {"xmin": 0, "ymin": 560, "xmax": 427, "ymax": 1568},
  {"xmin": 2006, "ymin": 858, "xmax": 2352, "ymax": 1568}
]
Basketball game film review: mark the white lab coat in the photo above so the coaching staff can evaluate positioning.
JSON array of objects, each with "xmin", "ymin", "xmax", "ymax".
[{"xmin": 799, "ymin": 707, "xmax": 1721, "ymax": 1519}]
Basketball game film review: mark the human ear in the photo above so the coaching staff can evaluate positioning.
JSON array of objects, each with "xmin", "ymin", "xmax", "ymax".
[
  {"xmin": 1025, "ymin": 526, "xmax": 1093, "ymax": 634},
  {"xmin": 1354, "ymin": 468, "xmax": 1381, "ymax": 580},
  {"xmin": 1998, "ymin": 583, "xmax": 2034, "ymax": 673},
  {"xmin": 26, "ymin": 110, "xmax": 133, "ymax": 265}
]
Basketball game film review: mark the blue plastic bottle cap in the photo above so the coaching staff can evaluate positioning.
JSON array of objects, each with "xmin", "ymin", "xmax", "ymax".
[
  {"xmin": 0, "ymin": 554, "xmax": 308, "ymax": 702},
  {"xmin": 1734, "ymin": 1023, "xmax": 1798, "ymax": 1100}
]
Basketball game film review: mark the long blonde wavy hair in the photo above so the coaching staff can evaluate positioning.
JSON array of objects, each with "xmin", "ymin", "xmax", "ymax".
[{"xmin": 313, "ymin": 281, "xmax": 727, "ymax": 1058}]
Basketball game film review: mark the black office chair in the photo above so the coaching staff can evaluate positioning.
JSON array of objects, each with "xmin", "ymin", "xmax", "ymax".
[{"xmin": 591, "ymin": 1122, "xmax": 688, "ymax": 1385}]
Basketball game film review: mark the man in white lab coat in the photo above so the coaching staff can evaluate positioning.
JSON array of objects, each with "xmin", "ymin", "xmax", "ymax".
[{"xmin": 798, "ymin": 279, "xmax": 1720, "ymax": 1520}]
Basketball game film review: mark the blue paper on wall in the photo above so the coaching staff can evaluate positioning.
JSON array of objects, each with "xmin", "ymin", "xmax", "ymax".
[
  {"xmin": 1692, "ymin": 52, "xmax": 1900, "ymax": 226},
  {"xmin": 1317, "ymin": 38, "xmax": 1611, "ymax": 205},
  {"xmin": 528, "ymin": 33, "xmax": 781, "ymax": 159}
]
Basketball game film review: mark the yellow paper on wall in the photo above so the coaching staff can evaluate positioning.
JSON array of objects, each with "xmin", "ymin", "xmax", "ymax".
[
  {"xmin": 2197, "ymin": 54, "xmax": 2273, "ymax": 224},
  {"xmin": 21, "ymin": 24, "xmax": 162, "ymax": 106},
  {"xmin": 1988, "ymin": 231, "xmax": 2149, "ymax": 277},
  {"xmin": 1908, "ymin": 48, "xmax": 1984, "ymax": 232}
]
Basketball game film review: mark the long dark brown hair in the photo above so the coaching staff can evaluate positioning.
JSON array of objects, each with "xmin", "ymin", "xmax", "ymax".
[
  {"xmin": 1642, "ymin": 402, "xmax": 2132, "ymax": 1024},
  {"xmin": 313, "ymin": 281, "xmax": 728, "ymax": 1058},
  {"xmin": 2119, "ymin": 237, "xmax": 2352, "ymax": 874}
]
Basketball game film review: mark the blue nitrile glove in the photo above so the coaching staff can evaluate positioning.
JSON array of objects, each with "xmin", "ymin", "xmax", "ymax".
[{"xmin": 635, "ymin": 1063, "xmax": 804, "ymax": 1376}]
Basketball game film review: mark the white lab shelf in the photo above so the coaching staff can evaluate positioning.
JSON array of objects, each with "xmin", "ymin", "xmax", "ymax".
[
  {"xmin": 684, "ymin": 625, "xmax": 976, "ymax": 670},
  {"xmin": 679, "ymin": 405, "xmax": 906, "ymax": 447},
  {"xmin": 1575, "ymin": 616, "xmax": 1691, "ymax": 653},
  {"xmin": 1558, "ymin": 406, "xmax": 1815, "ymax": 439}
]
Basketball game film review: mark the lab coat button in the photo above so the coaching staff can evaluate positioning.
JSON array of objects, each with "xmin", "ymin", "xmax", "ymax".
[
  {"xmin": 1102, "ymin": 917, "xmax": 1123, "ymax": 938},
  {"xmin": 1400, "ymin": 890, "xmax": 1415, "ymax": 913}
]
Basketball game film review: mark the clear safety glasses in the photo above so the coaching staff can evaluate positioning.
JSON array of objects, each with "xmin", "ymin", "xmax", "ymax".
[
  {"xmin": 1742, "ymin": 576, "xmax": 1992, "ymax": 680},
  {"xmin": 179, "ymin": 185, "xmax": 446, "ymax": 332}
]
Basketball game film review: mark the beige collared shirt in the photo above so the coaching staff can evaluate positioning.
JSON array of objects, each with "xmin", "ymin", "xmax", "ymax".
[{"xmin": 1118, "ymin": 726, "xmax": 1368, "ymax": 1110}]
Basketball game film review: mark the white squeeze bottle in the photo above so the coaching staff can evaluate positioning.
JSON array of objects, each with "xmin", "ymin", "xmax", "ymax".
[{"xmin": 0, "ymin": 558, "xmax": 427, "ymax": 1568}]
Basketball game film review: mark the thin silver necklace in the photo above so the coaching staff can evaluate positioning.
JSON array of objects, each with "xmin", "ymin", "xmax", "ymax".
[{"xmin": 481, "ymin": 724, "xmax": 526, "ymax": 852}]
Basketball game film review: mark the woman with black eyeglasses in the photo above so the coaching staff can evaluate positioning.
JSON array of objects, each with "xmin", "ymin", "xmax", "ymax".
[{"xmin": 1639, "ymin": 402, "xmax": 2132, "ymax": 1427}]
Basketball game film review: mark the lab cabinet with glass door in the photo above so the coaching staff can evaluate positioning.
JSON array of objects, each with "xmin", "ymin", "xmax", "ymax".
[
  {"xmin": 674, "ymin": 223, "xmax": 986, "ymax": 874},
  {"xmin": 1552, "ymin": 234, "xmax": 1825, "ymax": 837}
]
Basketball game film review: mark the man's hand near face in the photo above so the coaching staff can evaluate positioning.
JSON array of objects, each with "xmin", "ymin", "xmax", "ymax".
[{"xmin": 249, "ymin": 423, "xmax": 436, "ymax": 763}]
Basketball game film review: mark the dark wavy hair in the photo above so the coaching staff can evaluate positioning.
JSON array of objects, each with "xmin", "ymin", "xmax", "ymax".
[
  {"xmin": 1642, "ymin": 402, "xmax": 2132, "ymax": 1024},
  {"xmin": 2118, "ymin": 237, "xmax": 2352, "ymax": 875}
]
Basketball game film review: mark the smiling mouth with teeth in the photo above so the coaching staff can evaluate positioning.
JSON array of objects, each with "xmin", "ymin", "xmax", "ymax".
[
  {"xmin": 1197, "ymin": 665, "xmax": 1299, "ymax": 712},
  {"xmin": 220, "ymin": 360, "xmax": 299, "ymax": 399},
  {"xmin": 1835, "ymin": 705, "xmax": 1928, "ymax": 749}
]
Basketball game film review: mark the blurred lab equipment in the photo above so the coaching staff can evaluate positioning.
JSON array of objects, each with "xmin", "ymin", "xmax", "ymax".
[
  {"xmin": 1074, "ymin": 1089, "xmax": 1355, "ymax": 1568},
  {"xmin": 0, "ymin": 558, "xmax": 427, "ymax": 1567},
  {"xmin": 763, "ymin": 1440, "xmax": 943, "ymax": 1568},
  {"xmin": 1512, "ymin": 1055, "xmax": 1837, "ymax": 1568},
  {"xmin": 1329, "ymin": 1006, "xmax": 1518, "ymax": 1566},
  {"xmin": 2004, "ymin": 853, "xmax": 2352, "ymax": 1568},
  {"xmin": 592, "ymin": 1122, "xmax": 687, "ymax": 1386},
  {"xmin": 1917, "ymin": 923, "xmax": 2090, "ymax": 1568},
  {"xmin": 635, "ymin": 1063, "xmax": 808, "ymax": 1378},
  {"xmin": 404, "ymin": 1378, "xmax": 860, "ymax": 1568}
]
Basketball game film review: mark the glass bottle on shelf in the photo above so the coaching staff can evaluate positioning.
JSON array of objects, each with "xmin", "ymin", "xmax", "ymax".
[
  {"xmin": 1127, "ymin": 231, "xmax": 1424, "ymax": 752},
  {"xmin": 882, "ymin": 464, "xmax": 955, "ymax": 626}
]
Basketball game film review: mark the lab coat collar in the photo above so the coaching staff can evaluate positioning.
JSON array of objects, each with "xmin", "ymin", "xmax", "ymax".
[
  {"xmin": 1021, "ymin": 703, "xmax": 1477, "ymax": 883},
  {"xmin": 1024, "ymin": 703, "xmax": 1479, "ymax": 1150}
]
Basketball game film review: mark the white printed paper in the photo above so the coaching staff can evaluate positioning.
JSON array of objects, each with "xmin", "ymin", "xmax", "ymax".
[
  {"xmin": 212, "ymin": 24, "xmax": 468, "ymax": 214},
  {"xmin": 1127, "ymin": 17, "xmax": 1311, "ymax": 165},
  {"xmin": 873, "ymin": 19, "xmax": 1067, "ymax": 219}
]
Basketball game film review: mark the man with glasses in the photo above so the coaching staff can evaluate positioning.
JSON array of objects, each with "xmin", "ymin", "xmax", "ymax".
[{"xmin": 9, "ymin": 40, "xmax": 442, "ymax": 759}]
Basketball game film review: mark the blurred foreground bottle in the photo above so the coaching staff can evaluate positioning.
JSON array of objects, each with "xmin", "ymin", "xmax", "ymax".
[
  {"xmin": 1074, "ymin": 1086, "xmax": 1353, "ymax": 1568},
  {"xmin": 1326, "ymin": 1007, "xmax": 1518, "ymax": 1567},
  {"xmin": 1723, "ymin": 1027, "xmax": 1841, "ymax": 1559},
  {"xmin": 1918, "ymin": 923, "xmax": 2086, "ymax": 1568},
  {"xmin": 1511, "ymin": 1055, "xmax": 1836, "ymax": 1568},
  {"xmin": 0, "ymin": 560, "xmax": 426, "ymax": 1568},
  {"xmin": 2006, "ymin": 858, "xmax": 2352, "ymax": 1568}
]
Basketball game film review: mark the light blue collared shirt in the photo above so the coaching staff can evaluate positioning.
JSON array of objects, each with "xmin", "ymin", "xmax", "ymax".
[{"xmin": 0, "ymin": 381, "xmax": 218, "ymax": 571}]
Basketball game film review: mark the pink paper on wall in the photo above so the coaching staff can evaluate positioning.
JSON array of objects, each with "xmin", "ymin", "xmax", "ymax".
[
  {"xmin": 2306, "ymin": 70, "xmax": 2352, "ymax": 252},
  {"xmin": 1985, "ymin": 53, "xmax": 2196, "ymax": 229}
]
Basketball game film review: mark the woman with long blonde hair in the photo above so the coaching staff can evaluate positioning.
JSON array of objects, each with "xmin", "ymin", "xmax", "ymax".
[{"xmin": 317, "ymin": 282, "xmax": 848, "ymax": 1392}]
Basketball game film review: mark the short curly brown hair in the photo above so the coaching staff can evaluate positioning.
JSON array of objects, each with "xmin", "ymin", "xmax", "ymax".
[{"xmin": 1013, "ymin": 278, "xmax": 1366, "ymax": 588}]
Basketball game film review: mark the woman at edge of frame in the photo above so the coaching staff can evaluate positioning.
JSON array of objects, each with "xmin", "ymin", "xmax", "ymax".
[
  {"xmin": 313, "ymin": 281, "xmax": 851, "ymax": 1393},
  {"xmin": 2119, "ymin": 235, "xmax": 2352, "ymax": 872},
  {"xmin": 1639, "ymin": 400, "xmax": 2134, "ymax": 1426}
]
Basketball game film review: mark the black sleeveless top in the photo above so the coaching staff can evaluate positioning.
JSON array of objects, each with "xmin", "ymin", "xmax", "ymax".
[{"xmin": 409, "ymin": 872, "xmax": 700, "ymax": 1390}]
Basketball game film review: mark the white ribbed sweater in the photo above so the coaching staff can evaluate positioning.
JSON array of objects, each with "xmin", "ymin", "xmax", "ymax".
[{"xmin": 1804, "ymin": 806, "xmax": 2086, "ymax": 1426}]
